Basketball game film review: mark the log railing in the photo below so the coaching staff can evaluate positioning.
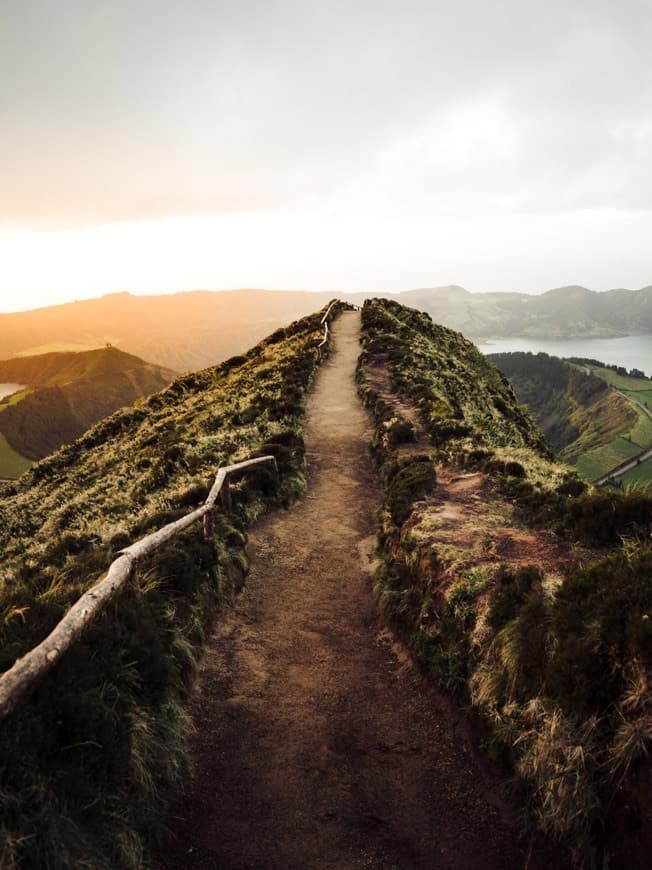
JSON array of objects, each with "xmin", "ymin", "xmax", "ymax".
[
  {"xmin": 317, "ymin": 299, "xmax": 339, "ymax": 360},
  {"xmin": 0, "ymin": 300, "xmax": 344, "ymax": 718},
  {"xmin": 0, "ymin": 455, "xmax": 276, "ymax": 720}
]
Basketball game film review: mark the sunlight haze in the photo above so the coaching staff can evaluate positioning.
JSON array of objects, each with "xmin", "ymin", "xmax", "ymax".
[{"xmin": 1, "ymin": 0, "xmax": 651, "ymax": 309}]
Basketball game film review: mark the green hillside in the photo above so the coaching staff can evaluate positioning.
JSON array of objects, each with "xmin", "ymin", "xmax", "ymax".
[
  {"xmin": 579, "ymin": 363, "xmax": 652, "ymax": 487},
  {"xmin": 0, "ymin": 306, "xmax": 332, "ymax": 868},
  {"xmin": 0, "ymin": 347, "xmax": 177, "ymax": 473},
  {"xmin": 0, "ymin": 346, "xmax": 168, "ymax": 387},
  {"xmin": 358, "ymin": 299, "xmax": 652, "ymax": 865},
  {"xmin": 489, "ymin": 352, "xmax": 652, "ymax": 486}
]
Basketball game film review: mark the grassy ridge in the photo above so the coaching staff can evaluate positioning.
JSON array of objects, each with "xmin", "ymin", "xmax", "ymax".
[
  {"xmin": 0, "ymin": 347, "xmax": 176, "ymax": 468},
  {"xmin": 0, "ymin": 305, "xmax": 336, "ymax": 868},
  {"xmin": 359, "ymin": 299, "xmax": 652, "ymax": 867}
]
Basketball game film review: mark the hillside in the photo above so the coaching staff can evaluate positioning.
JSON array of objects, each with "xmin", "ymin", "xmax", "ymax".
[
  {"xmin": 490, "ymin": 352, "xmax": 652, "ymax": 484},
  {"xmin": 487, "ymin": 351, "xmax": 635, "ymax": 457},
  {"xmin": 400, "ymin": 283, "xmax": 652, "ymax": 339},
  {"xmin": 0, "ymin": 347, "xmax": 176, "ymax": 471},
  {"xmin": 0, "ymin": 306, "xmax": 329, "ymax": 868},
  {"xmin": 358, "ymin": 299, "xmax": 652, "ymax": 867}
]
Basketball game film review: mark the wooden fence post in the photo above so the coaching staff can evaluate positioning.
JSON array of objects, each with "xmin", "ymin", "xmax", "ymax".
[
  {"xmin": 220, "ymin": 479, "xmax": 232, "ymax": 512},
  {"xmin": 203, "ymin": 509, "xmax": 214, "ymax": 541}
]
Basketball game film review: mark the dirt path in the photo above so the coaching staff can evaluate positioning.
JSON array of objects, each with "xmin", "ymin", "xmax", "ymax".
[{"xmin": 163, "ymin": 312, "xmax": 535, "ymax": 870}]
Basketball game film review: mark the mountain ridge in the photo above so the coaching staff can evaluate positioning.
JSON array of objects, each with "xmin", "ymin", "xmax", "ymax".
[{"xmin": 2, "ymin": 284, "xmax": 651, "ymax": 373}]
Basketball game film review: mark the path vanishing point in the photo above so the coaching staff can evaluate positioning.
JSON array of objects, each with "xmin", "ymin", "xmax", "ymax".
[{"xmin": 163, "ymin": 311, "xmax": 545, "ymax": 870}]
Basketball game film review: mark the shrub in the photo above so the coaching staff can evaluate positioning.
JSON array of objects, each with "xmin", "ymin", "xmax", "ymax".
[
  {"xmin": 387, "ymin": 418, "xmax": 415, "ymax": 447},
  {"xmin": 386, "ymin": 455, "xmax": 436, "ymax": 524}
]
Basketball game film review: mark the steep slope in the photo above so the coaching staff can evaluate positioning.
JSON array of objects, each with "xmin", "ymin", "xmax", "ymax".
[
  {"xmin": 0, "ymin": 306, "xmax": 331, "ymax": 869},
  {"xmin": 0, "ymin": 347, "xmax": 176, "ymax": 467},
  {"xmin": 488, "ymin": 352, "xmax": 636, "ymax": 458},
  {"xmin": 359, "ymin": 299, "xmax": 652, "ymax": 868},
  {"xmin": 490, "ymin": 352, "xmax": 652, "ymax": 484}
]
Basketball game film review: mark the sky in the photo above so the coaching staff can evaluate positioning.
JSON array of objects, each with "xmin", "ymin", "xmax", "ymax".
[{"xmin": 1, "ymin": 0, "xmax": 651, "ymax": 312}]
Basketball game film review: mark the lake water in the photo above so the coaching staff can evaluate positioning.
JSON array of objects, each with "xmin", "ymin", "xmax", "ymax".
[
  {"xmin": 0, "ymin": 383, "xmax": 25, "ymax": 401},
  {"xmin": 478, "ymin": 334, "xmax": 652, "ymax": 376}
]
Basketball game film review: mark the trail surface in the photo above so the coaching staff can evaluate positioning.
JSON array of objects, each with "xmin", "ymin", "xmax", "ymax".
[{"xmin": 164, "ymin": 312, "xmax": 535, "ymax": 870}]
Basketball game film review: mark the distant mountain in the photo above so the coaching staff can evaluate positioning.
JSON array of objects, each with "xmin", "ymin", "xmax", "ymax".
[
  {"xmin": 0, "ymin": 289, "xmax": 337, "ymax": 371},
  {"xmin": 1, "ymin": 285, "xmax": 650, "ymax": 374},
  {"xmin": 0, "ymin": 346, "xmax": 175, "ymax": 465},
  {"xmin": 399, "ymin": 284, "xmax": 652, "ymax": 339}
]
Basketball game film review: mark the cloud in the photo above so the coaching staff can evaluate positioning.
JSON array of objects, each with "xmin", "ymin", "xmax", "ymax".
[{"xmin": 1, "ymin": 0, "xmax": 651, "ymax": 227}]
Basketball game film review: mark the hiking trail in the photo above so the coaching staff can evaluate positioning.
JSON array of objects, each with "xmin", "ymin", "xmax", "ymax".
[{"xmin": 162, "ymin": 311, "xmax": 544, "ymax": 870}]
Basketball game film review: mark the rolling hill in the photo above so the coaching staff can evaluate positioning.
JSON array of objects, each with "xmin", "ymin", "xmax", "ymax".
[
  {"xmin": 0, "ymin": 289, "xmax": 337, "ymax": 372},
  {"xmin": 0, "ymin": 347, "xmax": 175, "ymax": 473}
]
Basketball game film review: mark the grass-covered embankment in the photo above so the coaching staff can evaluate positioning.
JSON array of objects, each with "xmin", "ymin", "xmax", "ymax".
[
  {"xmin": 358, "ymin": 299, "xmax": 652, "ymax": 867},
  {"xmin": 0, "ymin": 303, "xmax": 340, "ymax": 868},
  {"xmin": 0, "ymin": 346, "xmax": 176, "ymax": 468},
  {"xmin": 489, "ymin": 351, "xmax": 652, "ymax": 486}
]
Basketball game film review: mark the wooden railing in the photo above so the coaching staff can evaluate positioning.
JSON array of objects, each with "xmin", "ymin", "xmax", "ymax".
[
  {"xmin": 317, "ymin": 299, "xmax": 340, "ymax": 360},
  {"xmin": 0, "ymin": 455, "xmax": 276, "ymax": 719},
  {"xmin": 0, "ymin": 300, "xmax": 345, "ymax": 719}
]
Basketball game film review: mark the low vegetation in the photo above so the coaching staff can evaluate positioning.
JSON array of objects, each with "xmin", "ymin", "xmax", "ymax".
[
  {"xmin": 490, "ymin": 351, "xmax": 652, "ymax": 487},
  {"xmin": 0, "ymin": 304, "xmax": 338, "ymax": 868},
  {"xmin": 359, "ymin": 298, "xmax": 652, "ymax": 867},
  {"xmin": 0, "ymin": 347, "xmax": 176, "ymax": 470}
]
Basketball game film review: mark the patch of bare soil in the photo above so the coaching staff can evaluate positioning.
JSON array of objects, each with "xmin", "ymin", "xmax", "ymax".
[
  {"xmin": 161, "ymin": 313, "xmax": 548, "ymax": 870},
  {"xmin": 364, "ymin": 352, "xmax": 590, "ymax": 584},
  {"xmin": 417, "ymin": 466, "xmax": 588, "ymax": 585}
]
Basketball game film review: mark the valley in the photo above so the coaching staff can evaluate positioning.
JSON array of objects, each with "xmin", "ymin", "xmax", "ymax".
[
  {"xmin": 2, "ymin": 284, "xmax": 652, "ymax": 375},
  {"xmin": 490, "ymin": 351, "xmax": 652, "ymax": 487}
]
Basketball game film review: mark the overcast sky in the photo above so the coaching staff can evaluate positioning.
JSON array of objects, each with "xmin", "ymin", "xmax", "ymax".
[{"xmin": 1, "ymin": 0, "xmax": 651, "ymax": 310}]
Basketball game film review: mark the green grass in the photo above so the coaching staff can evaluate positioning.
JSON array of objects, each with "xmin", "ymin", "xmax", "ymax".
[
  {"xmin": 575, "ymin": 453, "xmax": 622, "ymax": 482},
  {"xmin": 0, "ymin": 388, "xmax": 30, "ymax": 407},
  {"xmin": 619, "ymin": 458, "xmax": 652, "ymax": 490},
  {"xmin": 570, "ymin": 378, "xmax": 652, "ymax": 481},
  {"xmin": 587, "ymin": 366, "xmax": 652, "ymax": 392},
  {"xmin": 0, "ymin": 432, "xmax": 32, "ymax": 478},
  {"xmin": 627, "ymin": 403, "xmax": 652, "ymax": 446},
  {"xmin": 622, "ymin": 388, "xmax": 652, "ymax": 407}
]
